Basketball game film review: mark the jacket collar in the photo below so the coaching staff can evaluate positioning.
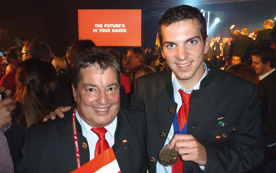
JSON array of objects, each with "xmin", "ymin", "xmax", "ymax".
[{"xmin": 165, "ymin": 61, "xmax": 217, "ymax": 97}]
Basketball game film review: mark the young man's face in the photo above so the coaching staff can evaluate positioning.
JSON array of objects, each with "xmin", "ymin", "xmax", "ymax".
[
  {"xmin": 160, "ymin": 19, "xmax": 209, "ymax": 89},
  {"xmin": 252, "ymin": 55, "xmax": 269, "ymax": 76},
  {"xmin": 72, "ymin": 66, "xmax": 120, "ymax": 128}
]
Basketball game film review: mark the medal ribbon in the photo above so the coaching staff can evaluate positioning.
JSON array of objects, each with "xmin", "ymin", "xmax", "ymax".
[{"xmin": 172, "ymin": 95, "xmax": 188, "ymax": 134}]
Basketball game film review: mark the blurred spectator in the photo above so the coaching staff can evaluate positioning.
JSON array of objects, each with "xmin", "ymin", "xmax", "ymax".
[
  {"xmin": 254, "ymin": 19, "xmax": 274, "ymax": 48},
  {"xmin": 251, "ymin": 46, "xmax": 276, "ymax": 172},
  {"xmin": 105, "ymin": 48, "xmax": 130, "ymax": 108},
  {"xmin": 251, "ymin": 46, "xmax": 276, "ymax": 135},
  {"xmin": 0, "ymin": 46, "xmax": 22, "ymax": 95},
  {"xmin": 66, "ymin": 39, "xmax": 96, "ymax": 67},
  {"xmin": 125, "ymin": 47, "xmax": 145, "ymax": 82},
  {"xmin": 52, "ymin": 56, "xmax": 68, "ymax": 78},
  {"xmin": 28, "ymin": 40, "xmax": 53, "ymax": 62},
  {"xmin": 133, "ymin": 65, "xmax": 156, "ymax": 83},
  {"xmin": 226, "ymin": 63, "xmax": 257, "ymax": 84},
  {"xmin": 229, "ymin": 25, "xmax": 253, "ymax": 63},
  {"xmin": 21, "ymin": 40, "xmax": 30, "ymax": 61},
  {"xmin": 5, "ymin": 58, "xmax": 56, "ymax": 167},
  {"xmin": 231, "ymin": 55, "xmax": 242, "ymax": 65},
  {"xmin": 54, "ymin": 40, "xmax": 96, "ymax": 107},
  {"xmin": 0, "ymin": 87, "xmax": 15, "ymax": 173}
]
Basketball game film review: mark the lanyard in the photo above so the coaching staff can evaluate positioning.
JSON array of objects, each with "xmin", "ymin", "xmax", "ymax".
[{"xmin": 72, "ymin": 108, "xmax": 81, "ymax": 168}]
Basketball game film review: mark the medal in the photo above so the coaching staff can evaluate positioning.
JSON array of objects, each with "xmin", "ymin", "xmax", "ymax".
[{"xmin": 159, "ymin": 147, "xmax": 178, "ymax": 166}]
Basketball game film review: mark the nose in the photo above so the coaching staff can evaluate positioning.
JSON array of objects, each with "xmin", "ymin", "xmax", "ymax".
[
  {"xmin": 97, "ymin": 90, "xmax": 108, "ymax": 105},
  {"xmin": 176, "ymin": 46, "xmax": 187, "ymax": 60}
]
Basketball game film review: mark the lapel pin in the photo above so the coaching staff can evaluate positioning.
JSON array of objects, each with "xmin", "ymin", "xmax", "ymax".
[
  {"xmin": 217, "ymin": 116, "xmax": 224, "ymax": 121},
  {"xmin": 216, "ymin": 134, "xmax": 221, "ymax": 139},
  {"xmin": 122, "ymin": 139, "xmax": 128, "ymax": 144}
]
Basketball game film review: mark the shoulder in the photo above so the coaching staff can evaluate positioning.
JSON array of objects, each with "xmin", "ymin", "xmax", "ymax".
[
  {"xmin": 215, "ymin": 69, "xmax": 257, "ymax": 92},
  {"xmin": 117, "ymin": 108, "xmax": 146, "ymax": 143},
  {"xmin": 135, "ymin": 70, "xmax": 170, "ymax": 87},
  {"xmin": 26, "ymin": 110, "xmax": 73, "ymax": 140},
  {"xmin": 118, "ymin": 109, "xmax": 145, "ymax": 127}
]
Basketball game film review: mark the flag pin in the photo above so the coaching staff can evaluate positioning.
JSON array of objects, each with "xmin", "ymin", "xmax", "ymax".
[
  {"xmin": 217, "ymin": 116, "xmax": 224, "ymax": 121},
  {"xmin": 216, "ymin": 134, "xmax": 221, "ymax": 139},
  {"xmin": 122, "ymin": 139, "xmax": 128, "ymax": 143}
]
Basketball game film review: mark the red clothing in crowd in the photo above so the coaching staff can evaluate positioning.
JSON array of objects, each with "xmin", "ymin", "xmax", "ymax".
[
  {"xmin": 120, "ymin": 72, "xmax": 130, "ymax": 94},
  {"xmin": 0, "ymin": 69, "xmax": 16, "ymax": 95}
]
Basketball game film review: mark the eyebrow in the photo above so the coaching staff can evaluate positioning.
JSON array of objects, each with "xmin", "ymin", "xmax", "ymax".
[
  {"xmin": 83, "ymin": 82, "xmax": 119, "ymax": 88},
  {"xmin": 185, "ymin": 36, "xmax": 201, "ymax": 43},
  {"xmin": 163, "ymin": 36, "xmax": 202, "ymax": 45}
]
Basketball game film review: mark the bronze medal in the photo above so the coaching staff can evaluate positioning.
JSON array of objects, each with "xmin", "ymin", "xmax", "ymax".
[{"xmin": 159, "ymin": 147, "xmax": 178, "ymax": 166}]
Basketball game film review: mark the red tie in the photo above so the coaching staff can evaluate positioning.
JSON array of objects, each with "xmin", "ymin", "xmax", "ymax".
[
  {"xmin": 177, "ymin": 89, "xmax": 191, "ymax": 131},
  {"xmin": 172, "ymin": 89, "xmax": 191, "ymax": 173},
  {"xmin": 91, "ymin": 128, "xmax": 110, "ymax": 157}
]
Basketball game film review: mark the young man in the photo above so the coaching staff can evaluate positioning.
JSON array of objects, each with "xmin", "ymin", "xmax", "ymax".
[
  {"xmin": 130, "ymin": 5, "xmax": 263, "ymax": 172},
  {"xmin": 17, "ymin": 50, "xmax": 148, "ymax": 172},
  {"xmin": 252, "ymin": 46, "xmax": 276, "ymax": 135}
]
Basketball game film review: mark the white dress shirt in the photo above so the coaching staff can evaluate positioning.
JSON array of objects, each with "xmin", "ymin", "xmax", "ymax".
[
  {"xmin": 76, "ymin": 110, "xmax": 117, "ymax": 160},
  {"xmin": 259, "ymin": 68, "xmax": 275, "ymax": 81},
  {"xmin": 156, "ymin": 62, "xmax": 208, "ymax": 172}
]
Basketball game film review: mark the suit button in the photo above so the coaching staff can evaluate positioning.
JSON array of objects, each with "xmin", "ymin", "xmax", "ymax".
[
  {"xmin": 160, "ymin": 132, "xmax": 166, "ymax": 138},
  {"xmin": 82, "ymin": 142, "xmax": 88, "ymax": 149},
  {"xmin": 222, "ymin": 133, "xmax": 227, "ymax": 139},
  {"xmin": 168, "ymin": 107, "xmax": 175, "ymax": 114},
  {"xmin": 149, "ymin": 157, "xmax": 156, "ymax": 163}
]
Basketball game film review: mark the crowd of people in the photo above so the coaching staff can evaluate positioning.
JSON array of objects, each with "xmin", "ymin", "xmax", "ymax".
[{"xmin": 0, "ymin": 4, "xmax": 275, "ymax": 173}]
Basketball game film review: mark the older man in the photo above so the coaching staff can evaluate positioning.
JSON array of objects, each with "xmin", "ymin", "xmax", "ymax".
[{"xmin": 17, "ymin": 50, "xmax": 148, "ymax": 173}]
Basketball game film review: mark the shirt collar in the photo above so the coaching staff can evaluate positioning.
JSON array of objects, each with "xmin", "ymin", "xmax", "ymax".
[
  {"xmin": 260, "ymin": 68, "xmax": 275, "ymax": 81},
  {"xmin": 75, "ymin": 110, "xmax": 117, "ymax": 139},
  {"xmin": 172, "ymin": 62, "xmax": 208, "ymax": 93}
]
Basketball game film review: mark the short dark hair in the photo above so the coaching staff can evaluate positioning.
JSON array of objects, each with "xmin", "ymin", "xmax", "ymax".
[
  {"xmin": 158, "ymin": 5, "xmax": 207, "ymax": 48},
  {"xmin": 6, "ymin": 46, "xmax": 21, "ymax": 62},
  {"xmin": 127, "ymin": 47, "xmax": 145, "ymax": 63},
  {"xmin": 71, "ymin": 49, "xmax": 120, "ymax": 89},
  {"xmin": 29, "ymin": 40, "xmax": 52, "ymax": 62},
  {"xmin": 67, "ymin": 39, "xmax": 96, "ymax": 66},
  {"xmin": 252, "ymin": 46, "xmax": 276, "ymax": 67}
]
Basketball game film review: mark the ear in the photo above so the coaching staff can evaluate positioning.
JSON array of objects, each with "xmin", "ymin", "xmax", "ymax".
[
  {"xmin": 71, "ymin": 84, "xmax": 77, "ymax": 102},
  {"xmin": 160, "ymin": 47, "xmax": 166, "ymax": 60},
  {"xmin": 204, "ymin": 36, "xmax": 210, "ymax": 54},
  {"xmin": 264, "ymin": 61, "xmax": 272, "ymax": 70}
]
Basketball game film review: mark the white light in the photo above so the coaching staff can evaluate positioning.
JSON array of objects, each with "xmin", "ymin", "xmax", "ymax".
[
  {"xmin": 274, "ymin": 17, "xmax": 276, "ymax": 20},
  {"xmin": 214, "ymin": 18, "xmax": 220, "ymax": 24}
]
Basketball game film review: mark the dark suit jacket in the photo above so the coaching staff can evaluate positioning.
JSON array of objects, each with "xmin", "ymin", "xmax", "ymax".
[
  {"xmin": 130, "ymin": 61, "xmax": 264, "ymax": 173},
  {"xmin": 257, "ymin": 70, "xmax": 276, "ymax": 135},
  {"xmin": 254, "ymin": 29, "xmax": 274, "ymax": 48},
  {"xmin": 16, "ymin": 107, "xmax": 148, "ymax": 173},
  {"xmin": 229, "ymin": 29, "xmax": 253, "ymax": 62}
]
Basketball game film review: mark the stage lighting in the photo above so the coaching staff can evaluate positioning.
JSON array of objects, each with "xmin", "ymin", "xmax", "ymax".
[{"xmin": 214, "ymin": 18, "xmax": 220, "ymax": 24}]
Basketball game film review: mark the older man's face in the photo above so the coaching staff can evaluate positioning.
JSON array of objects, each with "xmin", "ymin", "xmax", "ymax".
[{"xmin": 72, "ymin": 66, "xmax": 120, "ymax": 128}]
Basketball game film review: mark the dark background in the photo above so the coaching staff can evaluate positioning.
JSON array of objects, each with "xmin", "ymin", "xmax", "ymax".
[{"xmin": 0, "ymin": 0, "xmax": 275, "ymax": 56}]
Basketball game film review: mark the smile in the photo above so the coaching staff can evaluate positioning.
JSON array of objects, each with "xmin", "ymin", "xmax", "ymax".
[
  {"xmin": 177, "ymin": 61, "xmax": 192, "ymax": 68},
  {"xmin": 95, "ymin": 107, "xmax": 108, "ymax": 112}
]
